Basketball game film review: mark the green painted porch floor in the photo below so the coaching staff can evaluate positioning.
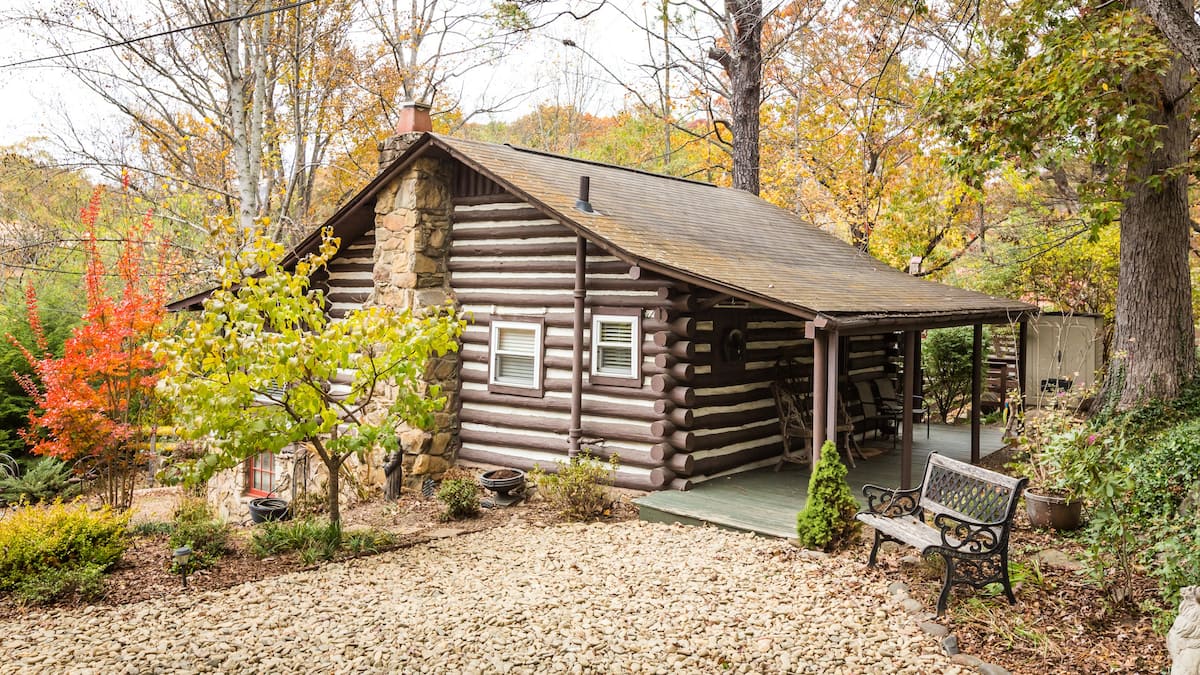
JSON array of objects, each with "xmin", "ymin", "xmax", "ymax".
[{"xmin": 635, "ymin": 424, "xmax": 1006, "ymax": 539}]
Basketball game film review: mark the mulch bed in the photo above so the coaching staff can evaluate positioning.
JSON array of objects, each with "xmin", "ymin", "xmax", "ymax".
[
  {"xmin": 856, "ymin": 442, "xmax": 1169, "ymax": 674},
  {"xmin": 0, "ymin": 479, "xmax": 638, "ymax": 621}
]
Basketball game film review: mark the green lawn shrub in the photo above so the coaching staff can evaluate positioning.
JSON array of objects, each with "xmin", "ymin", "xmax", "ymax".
[
  {"xmin": 795, "ymin": 441, "xmax": 860, "ymax": 551},
  {"xmin": 0, "ymin": 500, "xmax": 129, "ymax": 604},
  {"xmin": 250, "ymin": 518, "xmax": 341, "ymax": 563},
  {"xmin": 530, "ymin": 450, "xmax": 617, "ymax": 521},
  {"xmin": 435, "ymin": 478, "xmax": 479, "ymax": 521}
]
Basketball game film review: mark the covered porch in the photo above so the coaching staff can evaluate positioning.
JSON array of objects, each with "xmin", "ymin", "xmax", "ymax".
[{"xmin": 635, "ymin": 423, "xmax": 1006, "ymax": 538}]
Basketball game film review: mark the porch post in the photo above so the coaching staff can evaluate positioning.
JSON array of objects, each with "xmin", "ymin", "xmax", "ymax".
[
  {"xmin": 826, "ymin": 331, "xmax": 840, "ymax": 454},
  {"xmin": 812, "ymin": 330, "xmax": 828, "ymax": 463},
  {"xmin": 1017, "ymin": 319, "xmax": 1029, "ymax": 408},
  {"xmin": 902, "ymin": 330, "xmax": 916, "ymax": 489},
  {"xmin": 971, "ymin": 323, "xmax": 983, "ymax": 464}
]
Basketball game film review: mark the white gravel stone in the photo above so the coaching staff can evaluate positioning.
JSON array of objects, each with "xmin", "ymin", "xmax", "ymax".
[{"xmin": 0, "ymin": 521, "xmax": 967, "ymax": 674}]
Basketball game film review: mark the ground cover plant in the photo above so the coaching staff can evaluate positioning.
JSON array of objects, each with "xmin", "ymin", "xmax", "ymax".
[
  {"xmin": 250, "ymin": 517, "xmax": 398, "ymax": 565},
  {"xmin": 0, "ymin": 500, "xmax": 129, "ymax": 605},
  {"xmin": 168, "ymin": 495, "xmax": 231, "ymax": 570}
]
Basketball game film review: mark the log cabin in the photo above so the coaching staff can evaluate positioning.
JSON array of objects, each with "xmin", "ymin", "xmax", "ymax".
[{"xmin": 173, "ymin": 102, "xmax": 1034, "ymax": 498}]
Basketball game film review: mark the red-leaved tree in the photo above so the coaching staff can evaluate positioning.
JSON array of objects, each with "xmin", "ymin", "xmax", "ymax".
[{"xmin": 13, "ymin": 187, "xmax": 168, "ymax": 509}]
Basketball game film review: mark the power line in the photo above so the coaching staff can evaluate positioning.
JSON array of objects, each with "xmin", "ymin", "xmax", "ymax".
[{"xmin": 1, "ymin": 0, "xmax": 319, "ymax": 70}]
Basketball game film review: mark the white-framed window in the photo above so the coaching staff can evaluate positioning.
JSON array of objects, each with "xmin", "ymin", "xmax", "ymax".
[
  {"xmin": 489, "ymin": 320, "xmax": 544, "ymax": 395},
  {"xmin": 591, "ymin": 313, "xmax": 640, "ymax": 383}
]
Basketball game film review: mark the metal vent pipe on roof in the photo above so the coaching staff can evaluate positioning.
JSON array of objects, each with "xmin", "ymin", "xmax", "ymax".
[{"xmin": 576, "ymin": 176, "xmax": 594, "ymax": 213}]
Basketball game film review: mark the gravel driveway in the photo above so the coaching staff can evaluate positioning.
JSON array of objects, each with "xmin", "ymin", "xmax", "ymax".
[{"xmin": 1, "ymin": 521, "xmax": 962, "ymax": 674}]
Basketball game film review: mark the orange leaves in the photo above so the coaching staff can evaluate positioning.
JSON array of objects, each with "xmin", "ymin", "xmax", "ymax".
[{"xmin": 14, "ymin": 187, "xmax": 167, "ymax": 464}]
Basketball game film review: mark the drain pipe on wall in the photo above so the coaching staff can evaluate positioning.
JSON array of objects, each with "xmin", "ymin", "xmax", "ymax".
[{"xmin": 570, "ymin": 177, "xmax": 592, "ymax": 457}]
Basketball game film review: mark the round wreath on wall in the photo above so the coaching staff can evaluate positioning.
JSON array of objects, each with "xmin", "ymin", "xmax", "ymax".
[{"xmin": 721, "ymin": 327, "xmax": 747, "ymax": 362}]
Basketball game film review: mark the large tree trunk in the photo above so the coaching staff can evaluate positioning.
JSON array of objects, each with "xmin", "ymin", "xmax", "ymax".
[
  {"xmin": 709, "ymin": 0, "xmax": 763, "ymax": 195},
  {"xmin": 1102, "ymin": 34, "xmax": 1195, "ymax": 409},
  {"xmin": 1142, "ymin": 0, "xmax": 1200, "ymax": 73}
]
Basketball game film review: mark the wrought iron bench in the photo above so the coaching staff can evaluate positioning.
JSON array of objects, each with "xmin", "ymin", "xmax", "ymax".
[{"xmin": 856, "ymin": 453, "xmax": 1028, "ymax": 615}]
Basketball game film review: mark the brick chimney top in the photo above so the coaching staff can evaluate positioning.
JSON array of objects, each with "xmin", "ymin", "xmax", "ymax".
[
  {"xmin": 378, "ymin": 101, "xmax": 433, "ymax": 173},
  {"xmin": 396, "ymin": 101, "xmax": 432, "ymax": 134}
]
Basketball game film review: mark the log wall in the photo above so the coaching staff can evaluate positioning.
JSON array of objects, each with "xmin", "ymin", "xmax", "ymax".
[
  {"xmin": 669, "ymin": 308, "xmax": 812, "ymax": 481},
  {"xmin": 315, "ymin": 228, "xmax": 378, "ymax": 319},
  {"xmin": 450, "ymin": 193, "xmax": 687, "ymax": 491}
]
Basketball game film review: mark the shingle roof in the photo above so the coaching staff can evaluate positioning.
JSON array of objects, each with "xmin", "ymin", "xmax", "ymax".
[
  {"xmin": 430, "ymin": 135, "xmax": 1032, "ymax": 329},
  {"xmin": 172, "ymin": 132, "xmax": 1034, "ymax": 329}
]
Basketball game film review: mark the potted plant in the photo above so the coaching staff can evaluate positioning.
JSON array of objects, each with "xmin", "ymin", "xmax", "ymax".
[{"xmin": 1014, "ymin": 419, "xmax": 1086, "ymax": 531}]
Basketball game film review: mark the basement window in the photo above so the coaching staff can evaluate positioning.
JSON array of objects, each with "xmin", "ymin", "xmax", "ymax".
[
  {"xmin": 489, "ymin": 319, "xmax": 544, "ymax": 397},
  {"xmin": 590, "ymin": 312, "xmax": 641, "ymax": 386}
]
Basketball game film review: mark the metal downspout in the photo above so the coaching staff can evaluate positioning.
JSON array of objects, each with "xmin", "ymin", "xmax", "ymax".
[{"xmin": 570, "ymin": 235, "xmax": 586, "ymax": 457}]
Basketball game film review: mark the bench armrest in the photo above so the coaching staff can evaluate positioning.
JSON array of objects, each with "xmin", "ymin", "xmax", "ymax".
[
  {"xmin": 861, "ymin": 484, "xmax": 922, "ymax": 517},
  {"xmin": 932, "ymin": 512, "xmax": 1006, "ymax": 554}
]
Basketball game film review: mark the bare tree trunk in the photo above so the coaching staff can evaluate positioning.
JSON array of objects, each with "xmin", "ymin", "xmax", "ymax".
[
  {"xmin": 325, "ymin": 456, "xmax": 341, "ymax": 526},
  {"xmin": 225, "ymin": 6, "xmax": 258, "ymax": 237},
  {"xmin": 1102, "ymin": 32, "xmax": 1195, "ymax": 409},
  {"xmin": 709, "ymin": 0, "xmax": 763, "ymax": 194}
]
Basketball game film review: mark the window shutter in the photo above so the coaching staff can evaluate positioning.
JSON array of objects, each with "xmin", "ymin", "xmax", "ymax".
[
  {"xmin": 599, "ymin": 321, "xmax": 632, "ymax": 344},
  {"xmin": 497, "ymin": 327, "xmax": 535, "ymax": 353},
  {"xmin": 597, "ymin": 345, "xmax": 633, "ymax": 373}
]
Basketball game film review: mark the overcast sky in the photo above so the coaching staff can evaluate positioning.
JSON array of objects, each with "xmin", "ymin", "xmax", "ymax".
[{"xmin": 0, "ymin": 1, "xmax": 660, "ymax": 149}]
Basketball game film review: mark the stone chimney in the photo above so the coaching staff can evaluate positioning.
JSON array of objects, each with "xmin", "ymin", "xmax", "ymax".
[
  {"xmin": 378, "ymin": 101, "xmax": 433, "ymax": 172},
  {"xmin": 369, "ymin": 98, "xmax": 459, "ymax": 485}
]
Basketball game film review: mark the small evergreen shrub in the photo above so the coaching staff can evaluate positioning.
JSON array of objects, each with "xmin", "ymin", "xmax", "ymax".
[
  {"xmin": 530, "ymin": 450, "xmax": 617, "ymax": 521},
  {"xmin": 795, "ymin": 441, "xmax": 860, "ymax": 551},
  {"xmin": 168, "ymin": 496, "xmax": 230, "ymax": 570},
  {"xmin": 0, "ymin": 500, "xmax": 129, "ymax": 604},
  {"xmin": 0, "ymin": 457, "xmax": 79, "ymax": 505},
  {"xmin": 435, "ymin": 478, "xmax": 480, "ymax": 521}
]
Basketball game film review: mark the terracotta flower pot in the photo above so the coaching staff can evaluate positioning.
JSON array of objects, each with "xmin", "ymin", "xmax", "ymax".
[{"xmin": 1025, "ymin": 491, "xmax": 1083, "ymax": 531}]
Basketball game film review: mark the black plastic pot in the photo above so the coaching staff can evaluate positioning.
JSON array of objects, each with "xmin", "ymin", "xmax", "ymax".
[
  {"xmin": 480, "ymin": 468, "xmax": 526, "ymax": 496},
  {"xmin": 248, "ymin": 497, "xmax": 291, "ymax": 524}
]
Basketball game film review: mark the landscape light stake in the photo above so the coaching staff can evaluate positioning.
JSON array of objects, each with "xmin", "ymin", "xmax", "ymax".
[{"xmin": 173, "ymin": 545, "xmax": 193, "ymax": 589}]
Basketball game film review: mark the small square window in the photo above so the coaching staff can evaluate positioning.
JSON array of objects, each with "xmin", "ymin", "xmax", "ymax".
[
  {"xmin": 489, "ymin": 320, "xmax": 544, "ymax": 396},
  {"xmin": 590, "ymin": 313, "xmax": 640, "ymax": 386}
]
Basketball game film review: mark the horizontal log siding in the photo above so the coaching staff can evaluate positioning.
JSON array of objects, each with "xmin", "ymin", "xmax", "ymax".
[
  {"xmin": 323, "ymin": 228, "xmax": 377, "ymax": 319},
  {"xmin": 842, "ymin": 334, "xmax": 900, "ymax": 438},
  {"xmin": 450, "ymin": 199, "xmax": 678, "ymax": 490},
  {"xmin": 678, "ymin": 310, "xmax": 813, "ymax": 480}
]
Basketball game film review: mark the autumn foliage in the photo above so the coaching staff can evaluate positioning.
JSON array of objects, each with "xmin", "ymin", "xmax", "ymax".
[{"xmin": 12, "ymin": 187, "xmax": 167, "ymax": 508}]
